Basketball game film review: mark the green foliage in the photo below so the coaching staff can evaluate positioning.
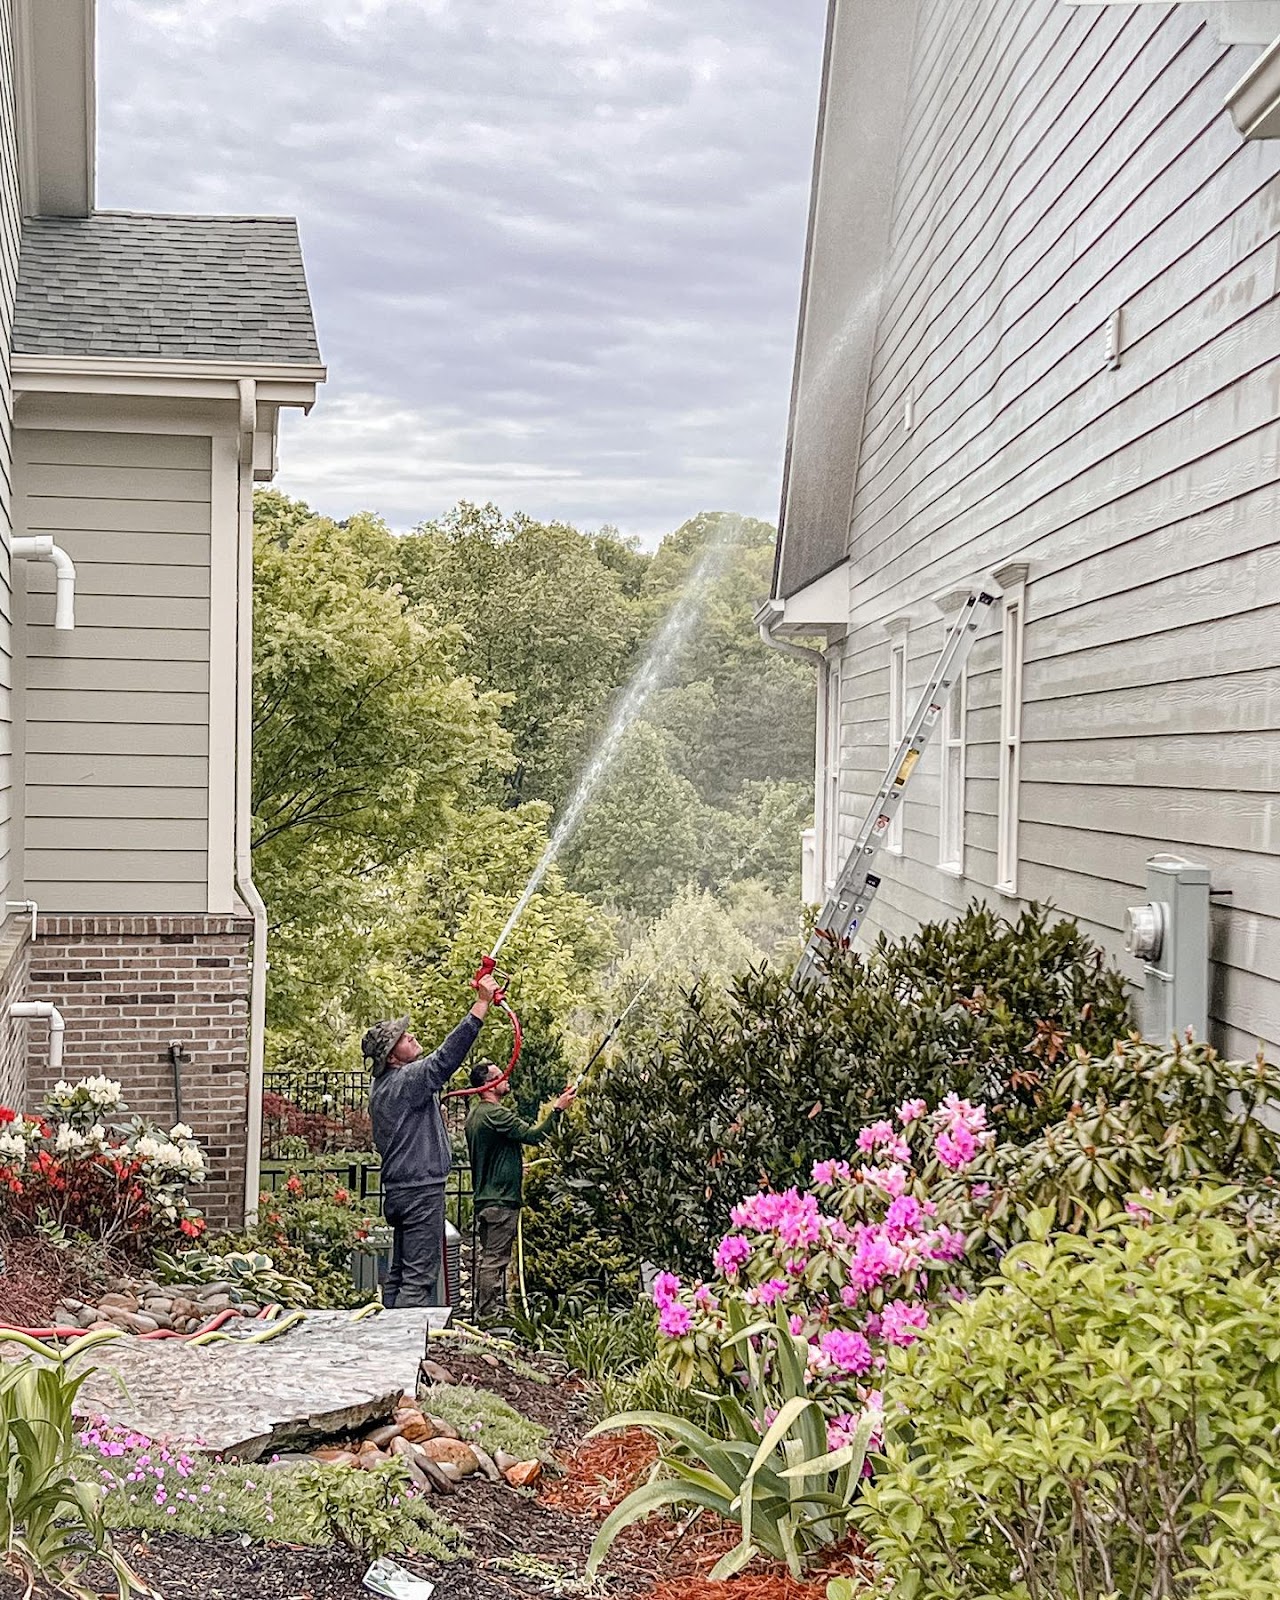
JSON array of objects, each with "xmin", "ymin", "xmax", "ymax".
[
  {"xmin": 419, "ymin": 1386, "xmax": 548, "ymax": 1461},
  {"xmin": 855, "ymin": 1189, "xmax": 1280, "ymax": 1600},
  {"xmin": 508, "ymin": 1301, "xmax": 656, "ymax": 1382},
  {"xmin": 397, "ymin": 503, "xmax": 644, "ymax": 809},
  {"xmin": 560, "ymin": 902, "xmax": 1131, "ymax": 1274},
  {"xmin": 100, "ymin": 1451, "xmax": 468, "ymax": 1565},
  {"xmin": 517, "ymin": 1158, "xmax": 640, "ymax": 1308},
  {"xmin": 223, "ymin": 1176, "xmax": 379, "ymax": 1308},
  {"xmin": 587, "ymin": 1304, "xmax": 875, "ymax": 1581},
  {"xmin": 0, "ymin": 1337, "xmax": 141, "ymax": 1600},
  {"xmin": 152, "ymin": 1247, "xmax": 311, "ymax": 1307},
  {"xmin": 952, "ymin": 1036, "xmax": 1280, "ymax": 1254}
]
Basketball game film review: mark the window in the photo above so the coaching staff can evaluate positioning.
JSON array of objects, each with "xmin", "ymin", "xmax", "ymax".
[
  {"xmin": 994, "ymin": 565, "xmax": 1028, "ymax": 895},
  {"xmin": 819, "ymin": 656, "xmax": 842, "ymax": 888},
  {"xmin": 887, "ymin": 626, "xmax": 908, "ymax": 855},
  {"xmin": 938, "ymin": 665, "xmax": 966, "ymax": 874}
]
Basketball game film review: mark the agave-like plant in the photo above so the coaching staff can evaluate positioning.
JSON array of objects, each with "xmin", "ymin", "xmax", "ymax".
[
  {"xmin": 585, "ymin": 1304, "xmax": 876, "ymax": 1581},
  {"xmin": 0, "ymin": 1330, "xmax": 148, "ymax": 1600}
]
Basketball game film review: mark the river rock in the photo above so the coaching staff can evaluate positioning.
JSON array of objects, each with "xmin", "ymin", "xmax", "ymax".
[
  {"xmin": 434, "ymin": 1462, "xmax": 463, "ymax": 1483},
  {"xmin": 98, "ymin": 1292, "xmax": 138, "ymax": 1312},
  {"xmin": 355, "ymin": 1443, "xmax": 388, "ymax": 1469},
  {"xmin": 142, "ymin": 1298, "xmax": 174, "ymax": 1316},
  {"xmin": 395, "ymin": 1409, "xmax": 434, "ymax": 1443},
  {"xmin": 313, "ymin": 1448, "xmax": 359, "ymax": 1468},
  {"xmin": 503, "ymin": 1460, "xmax": 542, "ymax": 1489},
  {"xmin": 364, "ymin": 1422, "xmax": 403, "ymax": 1450},
  {"xmin": 419, "ymin": 1359, "xmax": 456, "ymax": 1387},
  {"xmin": 126, "ymin": 1312, "xmax": 161, "ymax": 1334},
  {"xmin": 470, "ymin": 1445, "xmax": 502, "ymax": 1484},
  {"xmin": 425, "ymin": 1415, "xmax": 459, "ymax": 1440},
  {"xmin": 198, "ymin": 1295, "xmax": 234, "ymax": 1315},
  {"xmin": 418, "ymin": 1438, "xmax": 479, "ymax": 1475},
  {"xmin": 198, "ymin": 1281, "xmax": 236, "ymax": 1298}
]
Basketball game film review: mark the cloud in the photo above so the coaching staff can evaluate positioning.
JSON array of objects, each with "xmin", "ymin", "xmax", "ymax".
[{"xmin": 98, "ymin": 0, "xmax": 828, "ymax": 542}]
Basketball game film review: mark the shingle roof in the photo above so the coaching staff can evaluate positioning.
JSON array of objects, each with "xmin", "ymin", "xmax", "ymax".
[{"xmin": 14, "ymin": 212, "xmax": 322, "ymax": 364}]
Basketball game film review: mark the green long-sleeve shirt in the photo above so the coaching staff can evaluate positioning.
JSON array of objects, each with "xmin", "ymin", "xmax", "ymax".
[{"xmin": 465, "ymin": 1100, "xmax": 561, "ymax": 1209}]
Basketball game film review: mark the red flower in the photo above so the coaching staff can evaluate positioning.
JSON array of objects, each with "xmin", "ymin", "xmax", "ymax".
[
  {"xmin": 333, "ymin": 1188, "xmax": 350, "ymax": 1206},
  {"xmin": 0, "ymin": 1106, "xmax": 16, "ymax": 1124},
  {"xmin": 179, "ymin": 1217, "xmax": 205, "ymax": 1239},
  {"xmin": 286, "ymin": 1175, "xmax": 303, "ymax": 1197}
]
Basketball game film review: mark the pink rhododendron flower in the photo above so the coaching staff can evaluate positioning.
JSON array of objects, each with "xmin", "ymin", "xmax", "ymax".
[
  {"xmin": 658, "ymin": 1302, "xmax": 693, "ymax": 1337},
  {"xmin": 652, "ymin": 1271, "xmax": 682, "ymax": 1309},
  {"xmin": 820, "ymin": 1329, "xmax": 873, "ymax": 1375},
  {"xmin": 751, "ymin": 1276, "xmax": 790, "ymax": 1307},
  {"xmin": 790, "ymin": 1314, "xmax": 806, "ymax": 1336},
  {"xmin": 926, "ymin": 1225, "xmax": 967, "ymax": 1262},
  {"xmin": 898, "ymin": 1098, "xmax": 927, "ymax": 1125},
  {"xmin": 934, "ymin": 1124, "xmax": 977, "ymax": 1170},
  {"xmin": 714, "ymin": 1234, "xmax": 752, "ymax": 1276},
  {"xmin": 811, "ymin": 1159, "xmax": 852, "ymax": 1186},
  {"xmin": 884, "ymin": 1194, "xmax": 924, "ymax": 1236},
  {"xmin": 848, "ymin": 1229, "xmax": 905, "ymax": 1291},
  {"xmin": 971, "ymin": 1182, "xmax": 991, "ymax": 1200},
  {"xmin": 827, "ymin": 1413, "xmax": 861, "ymax": 1451},
  {"xmin": 880, "ymin": 1298, "xmax": 929, "ymax": 1346},
  {"xmin": 857, "ymin": 1120, "xmax": 897, "ymax": 1154},
  {"xmin": 694, "ymin": 1284, "xmax": 720, "ymax": 1311},
  {"xmin": 863, "ymin": 1163, "xmax": 908, "ymax": 1198},
  {"xmin": 941, "ymin": 1094, "xmax": 987, "ymax": 1134}
]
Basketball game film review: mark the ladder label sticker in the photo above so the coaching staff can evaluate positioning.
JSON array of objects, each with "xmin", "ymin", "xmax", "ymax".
[{"xmin": 894, "ymin": 749, "xmax": 921, "ymax": 786}]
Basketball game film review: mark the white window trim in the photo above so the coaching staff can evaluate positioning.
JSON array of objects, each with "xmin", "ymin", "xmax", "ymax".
[
  {"xmin": 819, "ymin": 652, "xmax": 843, "ymax": 890},
  {"xmin": 938, "ymin": 663, "xmax": 967, "ymax": 876},
  {"xmin": 885, "ymin": 619, "xmax": 909, "ymax": 856},
  {"xmin": 994, "ymin": 564, "xmax": 1029, "ymax": 897}
]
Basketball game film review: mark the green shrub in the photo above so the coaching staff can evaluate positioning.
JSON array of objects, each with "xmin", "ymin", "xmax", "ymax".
[
  {"xmin": 557, "ymin": 902, "xmax": 1130, "ymax": 1274},
  {"xmin": 217, "ymin": 1175, "xmax": 380, "ymax": 1307},
  {"xmin": 947, "ymin": 1036, "xmax": 1280, "ymax": 1256},
  {"xmin": 856, "ymin": 1188, "xmax": 1280, "ymax": 1600},
  {"xmin": 517, "ymin": 1157, "xmax": 640, "ymax": 1307}
]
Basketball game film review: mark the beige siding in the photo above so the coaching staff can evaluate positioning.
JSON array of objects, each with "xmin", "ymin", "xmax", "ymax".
[
  {"xmin": 826, "ymin": 1, "xmax": 1280, "ymax": 1058},
  {"xmin": 16, "ymin": 429, "xmax": 211, "ymax": 912},
  {"xmin": 0, "ymin": 0, "xmax": 21, "ymax": 918}
]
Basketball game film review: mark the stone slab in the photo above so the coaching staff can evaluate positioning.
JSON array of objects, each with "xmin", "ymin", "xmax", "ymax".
[{"xmin": 61, "ymin": 1308, "xmax": 451, "ymax": 1461}]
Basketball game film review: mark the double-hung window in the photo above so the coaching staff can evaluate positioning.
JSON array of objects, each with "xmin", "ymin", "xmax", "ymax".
[{"xmin": 938, "ymin": 664, "xmax": 966, "ymax": 874}]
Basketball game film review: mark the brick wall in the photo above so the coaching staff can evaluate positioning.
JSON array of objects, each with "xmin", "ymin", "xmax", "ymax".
[
  {"xmin": 24, "ymin": 915, "xmax": 254, "ymax": 1227},
  {"xmin": 0, "ymin": 919, "xmax": 29, "ymax": 1110}
]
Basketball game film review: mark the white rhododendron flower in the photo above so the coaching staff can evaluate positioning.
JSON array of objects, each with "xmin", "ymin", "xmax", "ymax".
[
  {"xmin": 0, "ymin": 1130, "xmax": 26, "ymax": 1158},
  {"xmin": 135, "ymin": 1135, "xmax": 161, "ymax": 1161},
  {"xmin": 51, "ymin": 1080, "xmax": 74, "ymax": 1099},
  {"xmin": 170, "ymin": 1123, "xmax": 195, "ymax": 1141},
  {"xmin": 86, "ymin": 1124, "xmax": 108, "ymax": 1147},
  {"xmin": 83, "ymin": 1075, "xmax": 123, "ymax": 1108},
  {"xmin": 179, "ymin": 1145, "xmax": 206, "ymax": 1177},
  {"xmin": 55, "ymin": 1125, "xmax": 86, "ymax": 1153}
]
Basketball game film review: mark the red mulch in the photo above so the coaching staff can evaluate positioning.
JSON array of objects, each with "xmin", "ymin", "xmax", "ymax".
[{"xmin": 541, "ymin": 1428, "xmax": 876, "ymax": 1598}]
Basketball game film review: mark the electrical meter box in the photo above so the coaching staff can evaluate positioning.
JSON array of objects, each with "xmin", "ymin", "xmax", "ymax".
[{"xmin": 1123, "ymin": 855, "xmax": 1211, "ymax": 1043}]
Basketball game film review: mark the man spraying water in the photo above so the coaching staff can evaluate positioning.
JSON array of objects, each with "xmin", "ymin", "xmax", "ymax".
[{"xmin": 362, "ymin": 971, "xmax": 501, "ymax": 1308}]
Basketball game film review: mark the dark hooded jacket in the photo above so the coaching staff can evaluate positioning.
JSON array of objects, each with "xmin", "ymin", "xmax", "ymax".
[{"xmin": 368, "ymin": 1014, "xmax": 482, "ymax": 1188}]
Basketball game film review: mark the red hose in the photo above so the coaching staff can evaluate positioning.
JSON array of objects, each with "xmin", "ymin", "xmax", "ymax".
[
  {"xmin": 442, "ymin": 997, "xmax": 523, "ymax": 1101},
  {"xmin": 0, "ymin": 1305, "xmax": 249, "ymax": 1344}
]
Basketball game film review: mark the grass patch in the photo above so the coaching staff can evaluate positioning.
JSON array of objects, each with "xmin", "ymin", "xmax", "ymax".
[{"xmin": 424, "ymin": 1384, "xmax": 549, "ymax": 1460}]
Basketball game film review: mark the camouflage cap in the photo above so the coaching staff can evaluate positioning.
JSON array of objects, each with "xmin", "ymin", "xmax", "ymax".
[{"xmin": 361, "ymin": 1016, "xmax": 411, "ymax": 1077}]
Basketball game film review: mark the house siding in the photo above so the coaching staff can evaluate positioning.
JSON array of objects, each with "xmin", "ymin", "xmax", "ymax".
[
  {"xmin": 824, "ymin": 1, "xmax": 1280, "ymax": 1059},
  {"xmin": 15, "ymin": 428, "xmax": 211, "ymax": 913}
]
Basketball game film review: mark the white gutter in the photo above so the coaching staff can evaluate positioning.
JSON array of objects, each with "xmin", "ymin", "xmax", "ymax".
[
  {"xmin": 755, "ymin": 596, "xmax": 828, "ymax": 669},
  {"xmin": 10, "ymin": 1001, "xmax": 65, "ymax": 1072},
  {"xmin": 10, "ymin": 535, "xmax": 76, "ymax": 628},
  {"xmin": 234, "ymin": 377, "xmax": 268, "ymax": 1224}
]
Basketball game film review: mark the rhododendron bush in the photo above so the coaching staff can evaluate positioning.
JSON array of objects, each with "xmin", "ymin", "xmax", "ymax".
[
  {"xmin": 0, "ymin": 1075, "xmax": 207, "ymax": 1253},
  {"xmin": 651, "ymin": 1096, "xmax": 989, "ymax": 1445}
]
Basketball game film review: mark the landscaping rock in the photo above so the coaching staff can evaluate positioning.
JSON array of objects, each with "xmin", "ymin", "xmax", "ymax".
[
  {"xmin": 197, "ymin": 1295, "xmax": 234, "ymax": 1314},
  {"xmin": 388, "ymin": 1440, "xmax": 433, "ymax": 1494},
  {"xmin": 395, "ymin": 1410, "xmax": 435, "ymax": 1443},
  {"xmin": 419, "ymin": 1358, "xmax": 456, "ymax": 1387},
  {"xmin": 355, "ymin": 1443, "xmax": 388, "ymax": 1469},
  {"xmin": 434, "ymin": 1462, "xmax": 464, "ymax": 1483},
  {"xmin": 198, "ymin": 1281, "xmax": 237, "ymax": 1298},
  {"xmin": 415, "ymin": 1456, "xmax": 457, "ymax": 1495},
  {"xmin": 98, "ymin": 1292, "xmax": 138, "ymax": 1312},
  {"xmin": 503, "ymin": 1460, "xmax": 542, "ymax": 1489},
  {"xmin": 313, "ymin": 1448, "xmax": 359, "ymax": 1468},
  {"xmin": 143, "ymin": 1298, "xmax": 174, "ymax": 1316},
  {"xmin": 425, "ymin": 1415, "xmax": 459, "ymax": 1440},
  {"xmin": 418, "ymin": 1438, "xmax": 479, "ymax": 1475},
  {"xmin": 470, "ymin": 1445, "xmax": 502, "ymax": 1484},
  {"xmin": 365, "ymin": 1422, "xmax": 403, "ymax": 1449}
]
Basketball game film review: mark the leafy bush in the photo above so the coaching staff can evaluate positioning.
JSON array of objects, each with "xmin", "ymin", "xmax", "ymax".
[
  {"xmin": 0, "ymin": 1077, "xmax": 208, "ymax": 1255},
  {"xmin": 152, "ymin": 1247, "xmax": 312, "ymax": 1307},
  {"xmin": 217, "ymin": 1174, "xmax": 380, "ymax": 1307},
  {"xmin": 948, "ymin": 1036, "xmax": 1280, "ymax": 1256},
  {"xmin": 1, "ymin": 1333, "xmax": 142, "ymax": 1599},
  {"xmin": 517, "ymin": 1158, "xmax": 640, "ymax": 1308},
  {"xmin": 855, "ymin": 1189, "xmax": 1280, "ymax": 1600},
  {"xmin": 556, "ymin": 903, "xmax": 1129, "ymax": 1274}
]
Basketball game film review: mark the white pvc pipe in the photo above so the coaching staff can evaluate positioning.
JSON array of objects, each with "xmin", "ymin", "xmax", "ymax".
[
  {"xmin": 9, "ymin": 1001, "xmax": 65, "ymax": 1072},
  {"xmin": 11, "ymin": 535, "xmax": 77, "ymax": 629}
]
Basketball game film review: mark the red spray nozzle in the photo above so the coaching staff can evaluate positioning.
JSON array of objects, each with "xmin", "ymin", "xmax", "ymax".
[{"xmin": 472, "ymin": 954, "xmax": 509, "ymax": 1003}]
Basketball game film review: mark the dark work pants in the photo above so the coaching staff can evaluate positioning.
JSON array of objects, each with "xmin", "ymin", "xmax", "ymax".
[
  {"xmin": 475, "ymin": 1203, "xmax": 520, "ymax": 1322},
  {"xmin": 382, "ymin": 1183, "xmax": 446, "ymax": 1309}
]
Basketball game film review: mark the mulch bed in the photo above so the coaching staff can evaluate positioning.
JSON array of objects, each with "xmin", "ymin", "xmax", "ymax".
[{"xmin": 424, "ymin": 1337, "xmax": 593, "ymax": 1450}]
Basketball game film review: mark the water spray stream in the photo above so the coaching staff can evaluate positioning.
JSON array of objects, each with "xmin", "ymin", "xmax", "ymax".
[{"xmin": 489, "ymin": 520, "xmax": 742, "ymax": 958}]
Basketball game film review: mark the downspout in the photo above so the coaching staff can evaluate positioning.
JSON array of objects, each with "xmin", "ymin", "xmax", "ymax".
[
  {"xmin": 10, "ymin": 536, "xmax": 76, "ymax": 629},
  {"xmin": 756, "ymin": 599, "xmax": 831, "ymax": 897},
  {"xmin": 234, "ymin": 378, "xmax": 268, "ymax": 1223},
  {"xmin": 9, "ymin": 1001, "xmax": 65, "ymax": 1073}
]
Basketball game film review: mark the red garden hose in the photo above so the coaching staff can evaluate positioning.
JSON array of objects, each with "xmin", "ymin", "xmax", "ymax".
[
  {"xmin": 442, "ymin": 956, "xmax": 524, "ymax": 1102},
  {"xmin": 0, "ymin": 1303, "xmax": 278, "ymax": 1345}
]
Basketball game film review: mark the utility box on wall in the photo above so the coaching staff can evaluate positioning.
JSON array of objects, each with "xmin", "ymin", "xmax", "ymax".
[{"xmin": 1123, "ymin": 855, "xmax": 1212, "ymax": 1044}]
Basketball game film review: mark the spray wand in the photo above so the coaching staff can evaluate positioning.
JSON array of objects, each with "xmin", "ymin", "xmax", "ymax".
[{"xmin": 571, "ymin": 965, "xmax": 663, "ymax": 1092}]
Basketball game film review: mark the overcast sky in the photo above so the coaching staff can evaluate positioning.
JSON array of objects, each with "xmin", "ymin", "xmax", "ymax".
[{"xmin": 97, "ymin": 0, "xmax": 828, "ymax": 544}]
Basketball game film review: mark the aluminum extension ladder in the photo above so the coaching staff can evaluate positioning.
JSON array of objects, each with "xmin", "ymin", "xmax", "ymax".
[{"xmin": 794, "ymin": 584, "xmax": 998, "ymax": 986}]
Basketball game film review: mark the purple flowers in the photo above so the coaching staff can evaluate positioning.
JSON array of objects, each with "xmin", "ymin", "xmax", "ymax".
[
  {"xmin": 658, "ymin": 1301, "xmax": 693, "ymax": 1337},
  {"xmin": 713, "ymin": 1233, "xmax": 752, "ymax": 1276},
  {"xmin": 820, "ymin": 1329, "xmax": 873, "ymax": 1376}
]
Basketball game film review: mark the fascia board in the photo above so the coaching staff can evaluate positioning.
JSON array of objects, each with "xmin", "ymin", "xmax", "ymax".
[{"xmin": 13, "ymin": 355, "xmax": 326, "ymax": 408}]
